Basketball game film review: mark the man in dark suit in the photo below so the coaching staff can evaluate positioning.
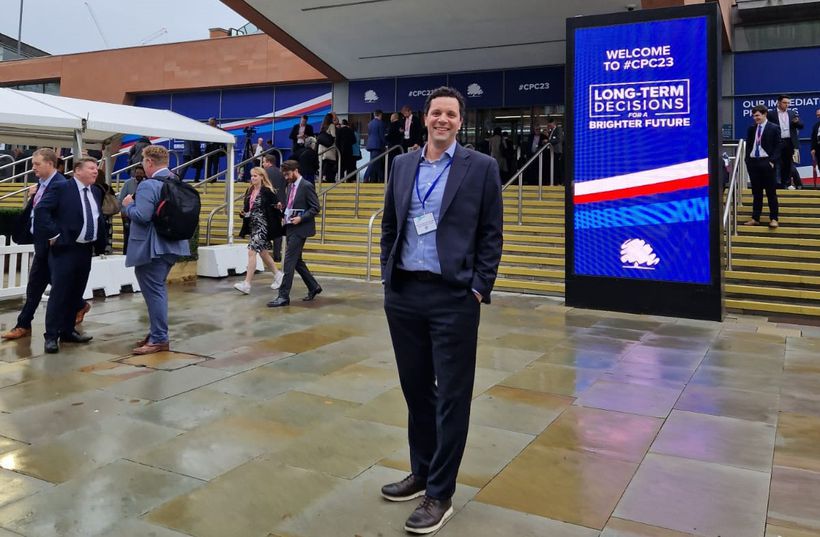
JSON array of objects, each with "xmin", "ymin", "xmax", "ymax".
[
  {"xmin": 768, "ymin": 95, "xmax": 804, "ymax": 189},
  {"xmin": 35, "ymin": 158, "xmax": 106, "ymax": 354},
  {"xmin": 267, "ymin": 160, "xmax": 322, "ymax": 307},
  {"xmin": 289, "ymin": 115, "xmax": 315, "ymax": 153},
  {"xmin": 365, "ymin": 110, "xmax": 387, "ymax": 183},
  {"xmin": 811, "ymin": 108, "xmax": 820, "ymax": 180},
  {"xmin": 2, "ymin": 148, "xmax": 89, "ymax": 341},
  {"xmin": 745, "ymin": 104, "xmax": 783, "ymax": 228},
  {"xmin": 379, "ymin": 87, "xmax": 503, "ymax": 534},
  {"xmin": 180, "ymin": 139, "xmax": 203, "ymax": 181},
  {"xmin": 263, "ymin": 154, "xmax": 287, "ymax": 264},
  {"xmin": 400, "ymin": 105, "xmax": 423, "ymax": 151}
]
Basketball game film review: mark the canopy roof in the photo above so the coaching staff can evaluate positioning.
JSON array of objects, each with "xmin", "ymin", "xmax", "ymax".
[{"xmin": 0, "ymin": 88, "xmax": 234, "ymax": 147}]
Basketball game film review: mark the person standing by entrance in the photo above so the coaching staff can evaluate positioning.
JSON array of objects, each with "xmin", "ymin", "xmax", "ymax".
[
  {"xmin": 379, "ymin": 87, "xmax": 503, "ymax": 534},
  {"xmin": 365, "ymin": 110, "xmax": 387, "ymax": 183},
  {"xmin": 767, "ymin": 95, "xmax": 803, "ymax": 189},
  {"xmin": 745, "ymin": 105, "xmax": 782, "ymax": 228}
]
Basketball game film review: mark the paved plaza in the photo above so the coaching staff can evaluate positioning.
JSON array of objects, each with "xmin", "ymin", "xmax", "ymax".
[{"xmin": 0, "ymin": 277, "xmax": 817, "ymax": 536}]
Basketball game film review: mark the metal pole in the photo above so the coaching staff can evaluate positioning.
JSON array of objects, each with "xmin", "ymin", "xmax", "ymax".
[
  {"xmin": 320, "ymin": 192, "xmax": 327, "ymax": 244},
  {"xmin": 550, "ymin": 148, "xmax": 555, "ymax": 187},
  {"xmin": 226, "ymin": 143, "xmax": 236, "ymax": 245},
  {"xmin": 16, "ymin": 0, "xmax": 24, "ymax": 56},
  {"xmin": 354, "ymin": 165, "xmax": 360, "ymax": 217},
  {"xmin": 384, "ymin": 149, "xmax": 389, "ymax": 187},
  {"xmin": 537, "ymin": 153, "xmax": 543, "ymax": 201},
  {"xmin": 518, "ymin": 166, "xmax": 523, "ymax": 226}
]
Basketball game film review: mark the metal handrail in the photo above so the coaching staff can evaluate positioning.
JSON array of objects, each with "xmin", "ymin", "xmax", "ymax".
[
  {"xmin": 366, "ymin": 208, "xmax": 384, "ymax": 281},
  {"xmin": 192, "ymin": 146, "xmax": 279, "ymax": 190},
  {"xmin": 501, "ymin": 143, "xmax": 552, "ymax": 225},
  {"xmin": 205, "ymin": 193, "xmax": 244, "ymax": 246},
  {"xmin": 353, "ymin": 145, "xmax": 403, "ymax": 217},
  {"xmin": 0, "ymin": 185, "xmax": 31, "ymax": 205},
  {"xmin": 0, "ymin": 154, "xmax": 14, "ymax": 169},
  {"xmin": 722, "ymin": 140, "xmax": 746, "ymax": 270},
  {"xmin": 0, "ymin": 154, "xmax": 32, "ymax": 173}
]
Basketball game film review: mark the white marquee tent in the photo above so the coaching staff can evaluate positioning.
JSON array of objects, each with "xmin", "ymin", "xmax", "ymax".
[{"xmin": 0, "ymin": 88, "xmax": 237, "ymax": 238}]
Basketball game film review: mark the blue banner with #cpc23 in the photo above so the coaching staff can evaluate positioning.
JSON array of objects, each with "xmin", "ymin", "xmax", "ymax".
[{"xmin": 572, "ymin": 16, "xmax": 711, "ymax": 285}]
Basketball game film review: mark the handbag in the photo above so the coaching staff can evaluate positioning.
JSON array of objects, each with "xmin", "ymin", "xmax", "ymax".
[
  {"xmin": 101, "ymin": 191, "xmax": 121, "ymax": 216},
  {"xmin": 317, "ymin": 131, "xmax": 335, "ymax": 148}
]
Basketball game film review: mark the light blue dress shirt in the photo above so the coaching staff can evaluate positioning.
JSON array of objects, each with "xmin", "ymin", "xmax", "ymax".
[{"xmin": 397, "ymin": 141, "xmax": 457, "ymax": 274}]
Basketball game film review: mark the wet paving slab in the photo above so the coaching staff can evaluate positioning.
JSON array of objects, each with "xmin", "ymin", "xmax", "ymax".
[{"xmin": 0, "ymin": 277, "xmax": 816, "ymax": 535}]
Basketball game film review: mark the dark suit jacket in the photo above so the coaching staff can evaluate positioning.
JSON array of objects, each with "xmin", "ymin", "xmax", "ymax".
[
  {"xmin": 13, "ymin": 173, "xmax": 68, "ymax": 249},
  {"xmin": 289, "ymin": 123, "xmax": 314, "ymax": 145},
  {"xmin": 284, "ymin": 178, "xmax": 320, "ymax": 238},
  {"xmin": 266, "ymin": 165, "xmax": 287, "ymax": 206},
  {"xmin": 34, "ymin": 179, "xmax": 107, "ymax": 255},
  {"xmin": 386, "ymin": 120, "xmax": 403, "ymax": 147},
  {"xmin": 381, "ymin": 144, "xmax": 504, "ymax": 303},
  {"xmin": 401, "ymin": 115, "xmax": 423, "ymax": 147},
  {"xmin": 811, "ymin": 120, "xmax": 820, "ymax": 157},
  {"xmin": 745, "ymin": 121, "xmax": 782, "ymax": 166},
  {"xmin": 768, "ymin": 109, "xmax": 804, "ymax": 147}
]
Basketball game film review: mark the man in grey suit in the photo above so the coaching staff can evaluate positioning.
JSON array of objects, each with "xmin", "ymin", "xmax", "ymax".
[
  {"xmin": 121, "ymin": 145, "xmax": 190, "ymax": 354},
  {"xmin": 267, "ymin": 160, "xmax": 322, "ymax": 307}
]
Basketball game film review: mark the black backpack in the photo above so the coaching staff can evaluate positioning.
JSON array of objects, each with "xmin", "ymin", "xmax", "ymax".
[{"xmin": 152, "ymin": 174, "xmax": 201, "ymax": 241}]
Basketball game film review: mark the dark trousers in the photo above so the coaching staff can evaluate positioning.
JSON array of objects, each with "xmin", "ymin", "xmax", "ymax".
[
  {"xmin": 278, "ymin": 235, "xmax": 319, "ymax": 300},
  {"xmin": 206, "ymin": 155, "xmax": 220, "ymax": 181},
  {"xmin": 747, "ymin": 159, "xmax": 779, "ymax": 222},
  {"xmin": 179, "ymin": 157, "xmax": 202, "ymax": 181},
  {"xmin": 16, "ymin": 249, "xmax": 50, "ymax": 330},
  {"xmin": 45, "ymin": 244, "xmax": 92, "ymax": 339},
  {"xmin": 384, "ymin": 273, "xmax": 481, "ymax": 500},
  {"xmin": 776, "ymin": 139, "xmax": 795, "ymax": 187},
  {"xmin": 365, "ymin": 149, "xmax": 385, "ymax": 183},
  {"xmin": 272, "ymin": 236, "xmax": 283, "ymax": 263}
]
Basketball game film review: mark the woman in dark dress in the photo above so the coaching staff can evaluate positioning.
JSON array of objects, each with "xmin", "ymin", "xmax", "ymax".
[{"xmin": 234, "ymin": 166, "xmax": 285, "ymax": 294}]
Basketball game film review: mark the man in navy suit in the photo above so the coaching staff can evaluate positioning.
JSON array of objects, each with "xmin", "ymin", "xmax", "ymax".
[
  {"xmin": 380, "ymin": 87, "xmax": 503, "ymax": 534},
  {"xmin": 768, "ymin": 95, "xmax": 804, "ymax": 189},
  {"xmin": 745, "ymin": 104, "xmax": 783, "ymax": 228},
  {"xmin": 289, "ymin": 115, "xmax": 315, "ymax": 154},
  {"xmin": 811, "ymin": 108, "xmax": 820, "ymax": 178},
  {"xmin": 35, "ymin": 157, "xmax": 106, "ymax": 354},
  {"xmin": 122, "ymin": 145, "xmax": 191, "ymax": 355},
  {"xmin": 365, "ymin": 110, "xmax": 387, "ymax": 183},
  {"xmin": 2, "ymin": 149, "xmax": 68, "ymax": 341}
]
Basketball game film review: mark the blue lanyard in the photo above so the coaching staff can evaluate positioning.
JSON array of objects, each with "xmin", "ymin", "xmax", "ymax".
[{"xmin": 415, "ymin": 157, "xmax": 452, "ymax": 210}]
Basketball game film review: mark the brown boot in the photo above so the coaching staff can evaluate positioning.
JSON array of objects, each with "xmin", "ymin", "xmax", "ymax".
[
  {"xmin": 75, "ymin": 302, "xmax": 91, "ymax": 325},
  {"xmin": 132, "ymin": 342, "xmax": 170, "ymax": 355}
]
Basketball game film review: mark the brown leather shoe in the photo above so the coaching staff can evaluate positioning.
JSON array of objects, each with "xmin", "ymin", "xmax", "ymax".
[
  {"xmin": 742, "ymin": 219, "xmax": 759, "ymax": 226},
  {"xmin": 1, "ymin": 327, "xmax": 31, "ymax": 340},
  {"xmin": 75, "ymin": 302, "xmax": 91, "ymax": 325},
  {"xmin": 132, "ymin": 342, "xmax": 170, "ymax": 355},
  {"xmin": 135, "ymin": 334, "xmax": 150, "ymax": 347}
]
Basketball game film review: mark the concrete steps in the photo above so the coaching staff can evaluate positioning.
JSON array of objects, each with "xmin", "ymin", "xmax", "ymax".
[{"xmin": 4, "ymin": 181, "xmax": 820, "ymax": 319}]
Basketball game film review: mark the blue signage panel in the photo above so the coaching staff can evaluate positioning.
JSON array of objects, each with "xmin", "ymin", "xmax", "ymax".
[
  {"xmin": 395, "ymin": 75, "xmax": 448, "ymax": 112},
  {"xmin": 504, "ymin": 66, "xmax": 564, "ymax": 107},
  {"xmin": 349, "ymin": 78, "xmax": 396, "ymax": 114},
  {"xmin": 221, "ymin": 86, "xmax": 274, "ymax": 120},
  {"xmin": 171, "ymin": 90, "xmax": 220, "ymax": 120},
  {"xmin": 134, "ymin": 94, "xmax": 171, "ymax": 111},
  {"xmin": 733, "ymin": 93, "xmax": 820, "ymax": 140},
  {"xmin": 735, "ymin": 46, "xmax": 820, "ymax": 96},
  {"xmin": 448, "ymin": 71, "xmax": 503, "ymax": 108},
  {"xmin": 572, "ymin": 16, "xmax": 711, "ymax": 284}
]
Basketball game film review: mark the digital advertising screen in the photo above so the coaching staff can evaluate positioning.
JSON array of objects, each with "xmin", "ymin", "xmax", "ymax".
[{"xmin": 565, "ymin": 4, "xmax": 723, "ymax": 320}]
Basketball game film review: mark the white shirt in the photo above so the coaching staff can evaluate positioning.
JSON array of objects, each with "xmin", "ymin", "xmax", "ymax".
[
  {"xmin": 777, "ymin": 109, "xmax": 790, "ymax": 139},
  {"xmin": 297, "ymin": 124, "xmax": 306, "ymax": 143},
  {"xmin": 74, "ymin": 178, "xmax": 100, "ymax": 243},
  {"xmin": 404, "ymin": 116, "xmax": 412, "ymax": 140},
  {"xmin": 753, "ymin": 121, "xmax": 770, "ymax": 159}
]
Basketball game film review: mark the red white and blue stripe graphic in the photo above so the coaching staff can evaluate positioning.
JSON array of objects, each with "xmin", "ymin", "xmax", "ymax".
[{"xmin": 574, "ymin": 158, "xmax": 708, "ymax": 205}]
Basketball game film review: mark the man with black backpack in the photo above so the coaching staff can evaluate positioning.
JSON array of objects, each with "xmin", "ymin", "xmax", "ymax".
[{"xmin": 121, "ymin": 145, "xmax": 192, "ymax": 355}]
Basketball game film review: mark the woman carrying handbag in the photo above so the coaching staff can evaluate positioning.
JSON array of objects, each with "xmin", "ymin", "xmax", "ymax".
[{"xmin": 234, "ymin": 167, "xmax": 285, "ymax": 294}]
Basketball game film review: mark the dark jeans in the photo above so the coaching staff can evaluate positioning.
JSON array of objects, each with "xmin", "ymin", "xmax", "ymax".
[
  {"xmin": 277, "ymin": 235, "xmax": 319, "ymax": 300},
  {"xmin": 747, "ymin": 158, "xmax": 779, "ymax": 221},
  {"xmin": 384, "ymin": 273, "xmax": 481, "ymax": 500}
]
